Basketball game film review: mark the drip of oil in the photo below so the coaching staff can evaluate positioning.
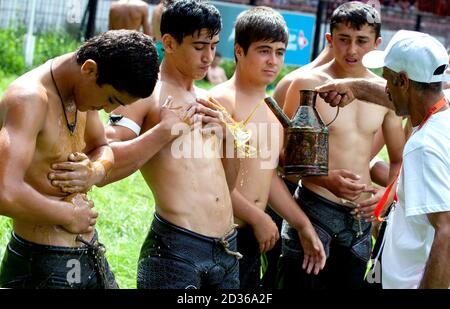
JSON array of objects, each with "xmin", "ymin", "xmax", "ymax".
[{"xmin": 208, "ymin": 97, "xmax": 263, "ymax": 158}]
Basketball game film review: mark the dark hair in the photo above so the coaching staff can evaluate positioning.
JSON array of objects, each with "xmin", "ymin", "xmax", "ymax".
[
  {"xmin": 160, "ymin": 0, "xmax": 221, "ymax": 44},
  {"xmin": 235, "ymin": 6, "xmax": 288, "ymax": 56},
  {"xmin": 76, "ymin": 30, "xmax": 159, "ymax": 99},
  {"xmin": 330, "ymin": 1, "xmax": 381, "ymax": 40}
]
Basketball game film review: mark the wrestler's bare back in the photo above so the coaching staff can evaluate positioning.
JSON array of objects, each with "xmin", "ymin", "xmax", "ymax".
[
  {"xmin": 0, "ymin": 62, "xmax": 94, "ymax": 247},
  {"xmin": 109, "ymin": 0, "xmax": 149, "ymax": 32}
]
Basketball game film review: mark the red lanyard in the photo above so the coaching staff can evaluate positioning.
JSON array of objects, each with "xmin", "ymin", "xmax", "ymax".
[{"xmin": 374, "ymin": 96, "xmax": 448, "ymax": 221}]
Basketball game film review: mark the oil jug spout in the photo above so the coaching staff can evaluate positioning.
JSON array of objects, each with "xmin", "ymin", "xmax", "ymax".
[{"xmin": 264, "ymin": 97, "xmax": 291, "ymax": 128}]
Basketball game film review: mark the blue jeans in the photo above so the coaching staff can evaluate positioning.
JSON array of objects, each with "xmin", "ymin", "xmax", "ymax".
[
  {"xmin": 0, "ymin": 232, "xmax": 117, "ymax": 289},
  {"xmin": 137, "ymin": 213, "xmax": 240, "ymax": 289},
  {"xmin": 277, "ymin": 186, "xmax": 372, "ymax": 289}
]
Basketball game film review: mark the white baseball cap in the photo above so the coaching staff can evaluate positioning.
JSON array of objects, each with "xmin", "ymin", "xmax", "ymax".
[{"xmin": 363, "ymin": 30, "xmax": 450, "ymax": 83}]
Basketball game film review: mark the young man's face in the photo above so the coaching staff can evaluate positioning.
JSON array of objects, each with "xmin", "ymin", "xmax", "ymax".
[
  {"xmin": 237, "ymin": 40, "xmax": 286, "ymax": 85},
  {"xmin": 329, "ymin": 23, "xmax": 381, "ymax": 71},
  {"xmin": 172, "ymin": 29, "xmax": 220, "ymax": 80}
]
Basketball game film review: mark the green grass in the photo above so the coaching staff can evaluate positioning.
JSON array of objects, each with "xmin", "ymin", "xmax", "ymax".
[{"xmin": 88, "ymin": 173, "xmax": 154, "ymax": 288}]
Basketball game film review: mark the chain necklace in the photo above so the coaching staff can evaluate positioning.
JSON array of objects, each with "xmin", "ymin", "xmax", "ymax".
[{"xmin": 50, "ymin": 59, "xmax": 77, "ymax": 134}]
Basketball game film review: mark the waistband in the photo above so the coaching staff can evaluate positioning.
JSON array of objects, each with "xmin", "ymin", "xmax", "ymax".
[
  {"xmin": 152, "ymin": 213, "xmax": 237, "ymax": 243},
  {"xmin": 296, "ymin": 186, "xmax": 353, "ymax": 214},
  {"xmin": 10, "ymin": 231, "xmax": 98, "ymax": 256}
]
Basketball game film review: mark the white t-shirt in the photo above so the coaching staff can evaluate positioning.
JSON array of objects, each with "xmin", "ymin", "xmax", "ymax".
[
  {"xmin": 445, "ymin": 88, "xmax": 450, "ymax": 100},
  {"xmin": 382, "ymin": 108, "xmax": 450, "ymax": 289}
]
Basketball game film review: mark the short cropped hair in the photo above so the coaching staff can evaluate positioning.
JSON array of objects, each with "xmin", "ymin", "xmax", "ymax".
[
  {"xmin": 330, "ymin": 1, "xmax": 381, "ymax": 40},
  {"xmin": 160, "ymin": 0, "xmax": 222, "ymax": 44},
  {"xmin": 235, "ymin": 6, "xmax": 288, "ymax": 55},
  {"xmin": 76, "ymin": 30, "xmax": 158, "ymax": 99}
]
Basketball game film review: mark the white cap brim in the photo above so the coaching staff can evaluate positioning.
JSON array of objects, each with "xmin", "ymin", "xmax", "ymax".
[{"xmin": 362, "ymin": 50, "xmax": 387, "ymax": 69}]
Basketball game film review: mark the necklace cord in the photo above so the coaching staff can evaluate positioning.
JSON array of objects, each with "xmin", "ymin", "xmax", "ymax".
[{"xmin": 50, "ymin": 59, "xmax": 77, "ymax": 134}]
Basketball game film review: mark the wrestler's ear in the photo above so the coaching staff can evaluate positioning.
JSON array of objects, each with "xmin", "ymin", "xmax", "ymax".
[
  {"xmin": 80, "ymin": 60, "xmax": 98, "ymax": 79},
  {"xmin": 375, "ymin": 36, "xmax": 382, "ymax": 49},
  {"xmin": 162, "ymin": 33, "xmax": 176, "ymax": 54},
  {"xmin": 234, "ymin": 44, "xmax": 244, "ymax": 61},
  {"xmin": 325, "ymin": 33, "xmax": 332, "ymax": 48}
]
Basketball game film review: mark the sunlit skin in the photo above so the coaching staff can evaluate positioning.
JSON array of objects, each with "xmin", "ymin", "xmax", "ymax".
[
  {"xmin": 108, "ymin": 0, "xmax": 151, "ymax": 35},
  {"xmin": 0, "ymin": 53, "xmax": 129, "ymax": 247},
  {"xmin": 210, "ymin": 39, "xmax": 326, "ymax": 275},
  {"xmin": 284, "ymin": 22, "xmax": 405, "ymax": 222},
  {"xmin": 103, "ymin": 28, "xmax": 234, "ymax": 237}
]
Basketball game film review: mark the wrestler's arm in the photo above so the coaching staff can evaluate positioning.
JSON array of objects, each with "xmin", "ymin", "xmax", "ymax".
[
  {"xmin": 420, "ymin": 211, "xmax": 450, "ymax": 288},
  {"xmin": 101, "ymin": 98, "xmax": 175, "ymax": 185},
  {"xmin": 356, "ymin": 109, "xmax": 404, "ymax": 221},
  {"xmin": 0, "ymin": 86, "xmax": 96, "ymax": 233},
  {"xmin": 231, "ymin": 188, "xmax": 279, "ymax": 253},
  {"xmin": 381, "ymin": 108, "xmax": 405, "ymax": 182},
  {"xmin": 268, "ymin": 173, "xmax": 326, "ymax": 274}
]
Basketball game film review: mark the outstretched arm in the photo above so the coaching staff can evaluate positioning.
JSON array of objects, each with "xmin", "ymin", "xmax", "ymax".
[
  {"xmin": 102, "ymin": 97, "xmax": 178, "ymax": 185},
  {"xmin": 315, "ymin": 78, "xmax": 393, "ymax": 110}
]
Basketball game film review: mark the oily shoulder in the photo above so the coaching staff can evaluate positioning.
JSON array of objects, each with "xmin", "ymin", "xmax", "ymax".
[{"xmin": 1, "ymin": 77, "xmax": 49, "ymax": 126}]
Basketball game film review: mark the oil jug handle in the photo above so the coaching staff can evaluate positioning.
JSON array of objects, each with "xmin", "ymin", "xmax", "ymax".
[{"xmin": 324, "ymin": 106, "xmax": 339, "ymax": 127}]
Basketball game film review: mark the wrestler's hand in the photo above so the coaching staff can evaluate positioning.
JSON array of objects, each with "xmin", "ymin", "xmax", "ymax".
[
  {"xmin": 297, "ymin": 223, "xmax": 326, "ymax": 275},
  {"xmin": 159, "ymin": 96, "xmax": 187, "ymax": 139},
  {"xmin": 354, "ymin": 185, "xmax": 384, "ymax": 222},
  {"xmin": 49, "ymin": 152, "xmax": 106, "ymax": 193},
  {"xmin": 251, "ymin": 210, "xmax": 280, "ymax": 253},
  {"xmin": 62, "ymin": 193, "xmax": 98, "ymax": 234},
  {"xmin": 310, "ymin": 169, "xmax": 366, "ymax": 201},
  {"xmin": 191, "ymin": 98, "xmax": 226, "ymax": 136},
  {"xmin": 315, "ymin": 80, "xmax": 356, "ymax": 107}
]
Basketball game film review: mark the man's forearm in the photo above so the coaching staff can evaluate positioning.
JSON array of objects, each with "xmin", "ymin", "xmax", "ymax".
[
  {"xmin": 86, "ymin": 145, "xmax": 114, "ymax": 186},
  {"xmin": 0, "ymin": 180, "xmax": 74, "ymax": 226},
  {"xmin": 268, "ymin": 174, "xmax": 310, "ymax": 230},
  {"xmin": 352, "ymin": 79, "xmax": 394, "ymax": 110},
  {"xmin": 101, "ymin": 123, "xmax": 174, "ymax": 185},
  {"xmin": 419, "ymin": 229, "xmax": 450, "ymax": 288}
]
